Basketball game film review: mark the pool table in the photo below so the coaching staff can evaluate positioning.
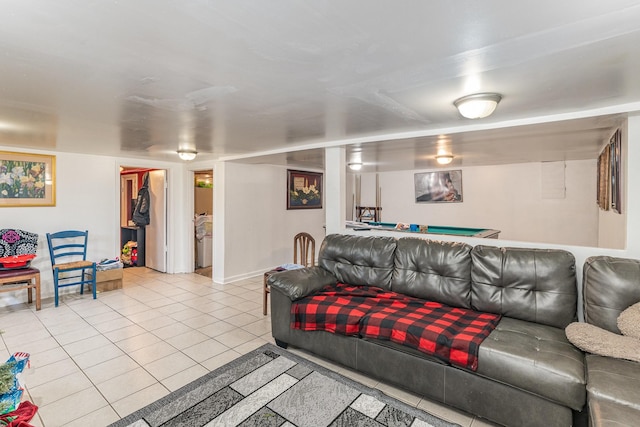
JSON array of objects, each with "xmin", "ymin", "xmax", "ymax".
[{"xmin": 367, "ymin": 222, "xmax": 500, "ymax": 238}]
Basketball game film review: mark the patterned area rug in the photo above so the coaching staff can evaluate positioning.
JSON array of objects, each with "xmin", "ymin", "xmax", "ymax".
[{"xmin": 109, "ymin": 343, "xmax": 460, "ymax": 427}]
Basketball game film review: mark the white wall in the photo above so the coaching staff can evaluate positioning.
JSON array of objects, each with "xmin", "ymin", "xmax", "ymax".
[
  {"xmin": 361, "ymin": 160, "xmax": 600, "ymax": 247},
  {"xmin": 0, "ymin": 152, "xmax": 119, "ymax": 307},
  {"xmin": 216, "ymin": 162, "xmax": 325, "ymax": 283},
  {"xmin": 0, "ymin": 147, "xmax": 192, "ymax": 307}
]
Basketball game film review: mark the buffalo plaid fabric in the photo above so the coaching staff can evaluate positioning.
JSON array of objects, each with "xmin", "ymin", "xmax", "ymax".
[
  {"xmin": 360, "ymin": 300, "xmax": 500, "ymax": 370},
  {"xmin": 292, "ymin": 283, "xmax": 501, "ymax": 371},
  {"xmin": 291, "ymin": 284, "xmax": 406, "ymax": 335}
]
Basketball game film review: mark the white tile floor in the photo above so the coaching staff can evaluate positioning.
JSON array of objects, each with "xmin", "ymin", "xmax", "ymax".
[{"xmin": 1, "ymin": 267, "xmax": 497, "ymax": 427}]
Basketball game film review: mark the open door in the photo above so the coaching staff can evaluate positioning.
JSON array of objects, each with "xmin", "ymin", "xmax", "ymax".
[
  {"xmin": 146, "ymin": 170, "xmax": 167, "ymax": 272},
  {"xmin": 194, "ymin": 170, "xmax": 213, "ymax": 277}
]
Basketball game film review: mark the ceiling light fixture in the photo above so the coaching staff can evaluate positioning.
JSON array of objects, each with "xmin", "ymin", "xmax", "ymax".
[
  {"xmin": 435, "ymin": 155, "xmax": 454, "ymax": 165},
  {"xmin": 453, "ymin": 93, "xmax": 502, "ymax": 119},
  {"xmin": 348, "ymin": 162, "xmax": 363, "ymax": 171},
  {"xmin": 177, "ymin": 149, "xmax": 197, "ymax": 161}
]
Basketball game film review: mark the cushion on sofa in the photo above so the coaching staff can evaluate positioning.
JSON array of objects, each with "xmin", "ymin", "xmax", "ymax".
[
  {"xmin": 583, "ymin": 256, "xmax": 640, "ymax": 333},
  {"xmin": 617, "ymin": 302, "xmax": 640, "ymax": 339},
  {"xmin": 291, "ymin": 283, "xmax": 500, "ymax": 370},
  {"xmin": 585, "ymin": 355, "xmax": 640, "ymax": 417},
  {"xmin": 318, "ymin": 234, "xmax": 397, "ymax": 290},
  {"xmin": 471, "ymin": 246, "xmax": 577, "ymax": 328},
  {"xmin": 565, "ymin": 321, "xmax": 640, "ymax": 363},
  {"xmin": 477, "ymin": 317, "xmax": 586, "ymax": 411},
  {"xmin": 392, "ymin": 238, "xmax": 472, "ymax": 308}
]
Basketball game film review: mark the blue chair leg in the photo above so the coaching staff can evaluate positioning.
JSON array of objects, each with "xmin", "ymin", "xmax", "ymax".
[
  {"xmin": 91, "ymin": 264, "xmax": 96, "ymax": 300},
  {"xmin": 79, "ymin": 269, "xmax": 85, "ymax": 295},
  {"xmin": 53, "ymin": 268, "xmax": 59, "ymax": 307}
]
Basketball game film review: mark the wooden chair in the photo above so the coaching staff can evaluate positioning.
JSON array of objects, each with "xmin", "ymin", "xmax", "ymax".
[
  {"xmin": 0, "ymin": 229, "xmax": 41, "ymax": 311},
  {"xmin": 46, "ymin": 230, "xmax": 96, "ymax": 307},
  {"xmin": 263, "ymin": 232, "xmax": 316, "ymax": 315},
  {"xmin": 293, "ymin": 232, "xmax": 316, "ymax": 268}
]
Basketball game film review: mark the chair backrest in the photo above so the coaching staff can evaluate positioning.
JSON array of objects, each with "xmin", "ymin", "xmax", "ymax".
[
  {"xmin": 294, "ymin": 232, "xmax": 315, "ymax": 267},
  {"xmin": 0, "ymin": 229, "xmax": 38, "ymax": 257},
  {"xmin": 46, "ymin": 230, "xmax": 90, "ymax": 266}
]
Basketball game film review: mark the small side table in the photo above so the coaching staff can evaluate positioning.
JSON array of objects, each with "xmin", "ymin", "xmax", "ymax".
[
  {"xmin": 263, "ymin": 267, "xmax": 286, "ymax": 315},
  {"xmin": 0, "ymin": 268, "xmax": 41, "ymax": 311}
]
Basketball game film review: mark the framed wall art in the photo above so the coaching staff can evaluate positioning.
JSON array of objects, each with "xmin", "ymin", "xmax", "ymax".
[
  {"xmin": 597, "ymin": 129, "xmax": 622, "ymax": 213},
  {"xmin": 0, "ymin": 151, "xmax": 56, "ymax": 207},
  {"xmin": 415, "ymin": 170, "xmax": 462, "ymax": 203},
  {"xmin": 287, "ymin": 169, "xmax": 322, "ymax": 209}
]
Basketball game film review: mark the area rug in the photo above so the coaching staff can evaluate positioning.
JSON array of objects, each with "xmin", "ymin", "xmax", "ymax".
[{"xmin": 109, "ymin": 343, "xmax": 460, "ymax": 427}]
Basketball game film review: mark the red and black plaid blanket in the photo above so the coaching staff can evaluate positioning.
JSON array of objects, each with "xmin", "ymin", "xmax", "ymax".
[{"xmin": 291, "ymin": 283, "xmax": 501, "ymax": 371}]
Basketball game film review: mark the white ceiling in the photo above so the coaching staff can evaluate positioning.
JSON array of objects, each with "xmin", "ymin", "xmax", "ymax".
[{"xmin": 1, "ymin": 1, "xmax": 639, "ymax": 171}]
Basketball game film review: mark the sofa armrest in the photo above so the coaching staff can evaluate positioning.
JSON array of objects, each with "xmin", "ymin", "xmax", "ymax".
[{"xmin": 268, "ymin": 266, "xmax": 337, "ymax": 300}]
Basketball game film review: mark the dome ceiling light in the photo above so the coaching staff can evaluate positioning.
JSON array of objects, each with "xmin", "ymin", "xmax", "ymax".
[
  {"xmin": 453, "ymin": 93, "xmax": 502, "ymax": 119},
  {"xmin": 435, "ymin": 154, "xmax": 454, "ymax": 165},
  {"xmin": 177, "ymin": 149, "xmax": 197, "ymax": 161},
  {"xmin": 348, "ymin": 162, "xmax": 363, "ymax": 171}
]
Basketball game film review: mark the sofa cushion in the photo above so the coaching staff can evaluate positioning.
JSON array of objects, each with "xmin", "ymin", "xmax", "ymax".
[
  {"xmin": 476, "ymin": 317, "xmax": 586, "ymax": 411},
  {"xmin": 471, "ymin": 246, "xmax": 577, "ymax": 328},
  {"xmin": 392, "ymin": 238, "xmax": 472, "ymax": 308},
  {"xmin": 583, "ymin": 256, "xmax": 640, "ymax": 333},
  {"xmin": 318, "ymin": 234, "xmax": 397, "ymax": 289},
  {"xmin": 291, "ymin": 283, "xmax": 500, "ymax": 370},
  {"xmin": 586, "ymin": 354, "xmax": 640, "ymax": 425}
]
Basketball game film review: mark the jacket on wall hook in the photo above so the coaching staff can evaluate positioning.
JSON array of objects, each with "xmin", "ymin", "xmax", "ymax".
[{"xmin": 133, "ymin": 172, "xmax": 150, "ymax": 226}]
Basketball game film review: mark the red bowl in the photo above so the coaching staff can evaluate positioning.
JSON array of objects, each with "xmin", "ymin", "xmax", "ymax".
[{"xmin": 0, "ymin": 254, "xmax": 37, "ymax": 269}]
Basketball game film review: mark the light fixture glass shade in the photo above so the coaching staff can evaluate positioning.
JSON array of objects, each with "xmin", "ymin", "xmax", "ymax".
[
  {"xmin": 178, "ymin": 149, "xmax": 197, "ymax": 161},
  {"xmin": 454, "ymin": 93, "xmax": 502, "ymax": 119},
  {"xmin": 348, "ymin": 162, "xmax": 363, "ymax": 171},
  {"xmin": 435, "ymin": 155, "xmax": 453, "ymax": 165}
]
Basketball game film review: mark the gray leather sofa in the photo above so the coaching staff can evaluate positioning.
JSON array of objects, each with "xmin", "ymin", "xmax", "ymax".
[
  {"xmin": 582, "ymin": 256, "xmax": 640, "ymax": 426},
  {"xmin": 269, "ymin": 234, "xmax": 586, "ymax": 427}
]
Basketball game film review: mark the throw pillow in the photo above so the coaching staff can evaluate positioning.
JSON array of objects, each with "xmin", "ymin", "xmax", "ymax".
[
  {"xmin": 565, "ymin": 322, "xmax": 640, "ymax": 363},
  {"xmin": 617, "ymin": 302, "xmax": 640, "ymax": 340}
]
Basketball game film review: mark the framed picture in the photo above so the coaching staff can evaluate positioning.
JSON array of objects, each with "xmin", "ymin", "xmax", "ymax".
[
  {"xmin": 415, "ymin": 170, "xmax": 462, "ymax": 203},
  {"xmin": 0, "ymin": 151, "xmax": 56, "ymax": 207},
  {"xmin": 610, "ymin": 129, "xmax": 622, "ymax": 213},
  {"xmin": 597, "ymin": 128, "xmax": 622, "ymax": 213},
  {"xmin": 287, "ymin": 169, "xmax": 323, "ymax": 209}
]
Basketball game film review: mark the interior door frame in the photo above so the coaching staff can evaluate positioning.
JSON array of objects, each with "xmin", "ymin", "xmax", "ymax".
[
  {"xmin": 120, "ymin": 174, "xmax": 138, "ymax": 227},
  {"xmin": 117, "ymin": 165, "xmax": 169, "ymax": 272},
  {"xmin": 193, "ymin": 169, "xmax": 214, "ymax": 271},
  {"xmin": 146, "ymin": 169, "xmax": 168, "ymax": 272}
]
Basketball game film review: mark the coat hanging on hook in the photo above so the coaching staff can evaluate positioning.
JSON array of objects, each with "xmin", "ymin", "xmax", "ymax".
[{"xmin": 133, "ymin": 172, "xmax": 151, "ymax": 226}]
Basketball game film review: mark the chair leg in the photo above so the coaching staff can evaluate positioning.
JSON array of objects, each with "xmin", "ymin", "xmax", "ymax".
[
  {"xmin": 91, "ymin": 264, "xmax": 97, "ymax": 300},
  {"xmin": 263, "ymin": 276, "xmax": 269, "ymax": 316},
  {"xmin": 53, "ymin": 269, "xmax": 59, "ymax": 307},
  {"xmin": 35, "ymin": 273, "xmax": 41, "ymax": 311},
  {"xmin": 80, "ymin": 269, "xmax": 85, "ymax": 295}
]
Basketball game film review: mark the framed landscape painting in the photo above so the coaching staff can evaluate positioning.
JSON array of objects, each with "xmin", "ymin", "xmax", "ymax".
[
  {"xmin": 0, "ymin": 151, "xmax": 56, "ymax": 207},
  {"xmin": 287, "ymin": 169, "xmax": 322, "ymax": 209},
  {"xmin": 415, "ymin": 170, "xmax": 462, "ymax": 203}
]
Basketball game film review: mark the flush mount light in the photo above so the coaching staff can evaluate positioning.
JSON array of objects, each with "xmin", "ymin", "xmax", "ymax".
[
  {"xmin": 435, "ymin": 155, "xmax": 454, "ymax": 165},
  {"xmin": 177, "ymin": 149, "xmax": 197, "ymax": 161},
  {"xmin": 453, "ymin": 93, "xmax": 502, "ymax": 119},
  {"xmin": 348, "ymin": 162, "xmax": 363, "ymax": 171}
]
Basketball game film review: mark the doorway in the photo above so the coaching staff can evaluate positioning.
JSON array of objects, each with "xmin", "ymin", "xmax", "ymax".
[
  {"xmin": 119, "ymin": 167, "xmax": 168, "ymax": 272},
  {"xmin": 194, "ymin": 170, "xmax": 213, "ymax": 277}
]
